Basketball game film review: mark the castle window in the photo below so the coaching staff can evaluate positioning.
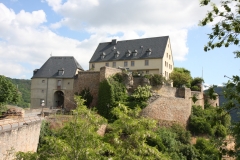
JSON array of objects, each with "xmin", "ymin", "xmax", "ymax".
[
  {"xmin": 132, "ymin": 50, "xmax": 138, "ymax": 56},
  {"xmin": 146, "ymin": 48, "xmax": 152, "ymax": 56},
  {"xmin": 146, "ymin": 70, "xmax": 149, "ymax": 74},
  {"xmin": 169, "ymin": 55, "xmax": 171, "ymax": 60},
  {"xmin": 167, "ymin": 53, "xmax": 168, "ymax": 57},
  {"xmin": 131, "ymin": 61, "xmax": 135, "ymax": 66},
  {"xmin": 101, "ymin": 52, "xmax": 106, "ymax": 59},
  {"xmin": 68, "ymin": 82, "xmax": 70, "ymax": 85},
  {"xmin": 57, "ymin": 80, "xmax": 62, "ymax": 87},
  {"xmin": 42, "ymin": 80, "xmax": 45, "ymax": 83},
  {"xmin": 145, "ymin": 60, "xmax": 149, "ymax": 66},
  {"xmin": 113, "ymin": 62, "xmax": 116, "ymax": 67},
  {"xmin": 42, "ymin": 90, "xmax": 44, "ymax": 93},
  {"xmin": 92, "ymin": 63, "xmax": 95, "ymax": 68},
  {"xmin": 124, "ymin": 61, "xmax": 128, "ymax": 67},
  {"xmin": 115, "ymin": 51, "xmax": 120, "ymax": 58},
  {"xmin": 105, "ymin": 62, "xmax": 109, "ymax": 67},
  {"xmin": 126, "ymin": 50, "xmax": 131, "ymax": 57},
  {"xmin": 58, "ymin": 68, "xmax": 64, "ymax": 76}
]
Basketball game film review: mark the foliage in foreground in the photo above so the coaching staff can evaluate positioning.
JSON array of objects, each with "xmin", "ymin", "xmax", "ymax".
[
  {"xmin": 200, "ymin": 0, "xmax": 240, "ymax": 157},
  {"xmin": 189, "ymin": 105, "xmax": 230, "ymax": 138},
  {"xmin": 0, "ymin": 75, "xmax": 20, "ymax": 113},
  {"xmin": 16, "ymin": 96, "xmax": 223, "ymax": 160}
]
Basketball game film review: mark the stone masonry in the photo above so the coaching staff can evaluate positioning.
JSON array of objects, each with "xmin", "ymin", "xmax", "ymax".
[
  {"xmin": 64, "ymin": 67, "xmax": 122, "ymax": 110},
  {"xmin": 141, "ymin": 87, "xmax": 192, "ymax": 127},
  {"xmin": 0, "ymin": 118, "xmax": 42, "ymax": 160}
]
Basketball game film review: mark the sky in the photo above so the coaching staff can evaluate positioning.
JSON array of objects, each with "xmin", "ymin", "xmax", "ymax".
[{"xmin": 0, "ymin": 0, "xmax": 239, "ymax": 87}]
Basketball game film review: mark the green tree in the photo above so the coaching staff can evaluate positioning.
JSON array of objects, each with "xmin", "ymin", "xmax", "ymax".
[
  {"xmin": 169, "ymin": 67, "xmax": 192, "ymax": 88},
  {"xmin": 0, "ymin": 75, "xmax": 20, "ymax": 113},
  {"xmin": 200, "ymin": 0, "xmax": 240, "ymax": 157},
  {"xmin": 200, "ymin": 0, "xmax": 240, "ymax": 58}
]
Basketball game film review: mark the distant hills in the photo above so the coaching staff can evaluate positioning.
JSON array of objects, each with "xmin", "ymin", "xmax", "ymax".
[
  {"xmin": 213, "ymin": 86, "xmax": 240, "ymax": 122},
  {"xmin": 7, "ymin": 78, "xmax": 31, "ymax": 108}
]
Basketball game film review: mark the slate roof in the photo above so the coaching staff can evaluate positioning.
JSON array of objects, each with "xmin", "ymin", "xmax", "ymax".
[
  {"xmin": 89, "ymin": 36, "xmax": 169, "ymax": 63},
  {"xmin": 32, "ymin": 56, "xmax": 84, "ymax": 79}
]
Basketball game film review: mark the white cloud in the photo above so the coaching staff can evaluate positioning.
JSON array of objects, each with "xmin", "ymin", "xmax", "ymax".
[
  {"xmin": 0, "ymin": 3, "xmax": 91, "ymax": 78},
  {"xmin": 0, "ymin": 1, "xmax": 214, "ymax": 79},
  {"xmin": 46, "ymin": 0, "xmax": 212, "ymax": 61}
]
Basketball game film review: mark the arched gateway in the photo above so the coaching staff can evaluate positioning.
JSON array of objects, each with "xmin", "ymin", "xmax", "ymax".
[{"xmin": 54, "ymin": 91, "xmax": 64, "ymax": 108}]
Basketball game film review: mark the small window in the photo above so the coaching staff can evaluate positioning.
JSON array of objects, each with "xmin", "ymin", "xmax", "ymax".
[
  {"xmin": 146, "ymin": 70, "xmax": 149, "ymax": 74},
  {"xmin": 115, "ymin": 51, "xmax": 120, "ymax": 58},
  {"xmin": 42, "ymin": 80, "xmax": 45, "ymax": 83},
  {"xmin": 124, "ymin": 61, "xmax": 128, "ymax": 67},
  {"xmin": 165, "ymin": 71, "xmax": 167, "ymax": 77},
  {"xmin": 145, "ymin": 60, "xmax": 149, "ymax": 66},
  {"xmin": 131, "ymin": 61, "xmax": 135, "ymax": 66},
  {"xmin": 57, "ymin": 80, "xmax": 61, "ymax": 86},
  {"xmin": 105, "ymin": 62, "xmax": 109, "ymax": 67},
  {"xmin": 169, "ymin": 55, "xmax": 171, "ymax": 60},
  {"xmin": 68, "ymin": 82, "xmax": 70, "ymax": 85},
  {"xmin": 101, "ymin": 52, "xmax": 106, "ymax": 59},
  {"xmin": 165, "ymin": 61, "xmax": 166, "ymax": 67},
  {"xmin": 41, "ymin": 90, "xmax": 44, "ymax": 93},
  {"xmin": 40, "ymin": 99, "xmax": 44, "ymax": 105},
  {"xmin": 132, "ymin": 50, "xmax": 138, "ymax": 56},
  {"xmin": 92, "ymin": 63, "xmax": 95, "ymax": 68},
  {"xmin": 113, "ymin": 62, "xmax": 116, "ymax": 67},
  {"xmin": 167, "ymin": 53, "xmax": 168, "ymax": 57}
]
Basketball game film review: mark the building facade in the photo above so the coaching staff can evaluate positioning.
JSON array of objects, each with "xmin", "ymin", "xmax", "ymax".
[
  {"xmin": 31, "ymin": 56, "xmax": 84, "ymax": 108},
  {"xmin": 89, "ymin": 36, "xmax": 174, "ymax": 78}
]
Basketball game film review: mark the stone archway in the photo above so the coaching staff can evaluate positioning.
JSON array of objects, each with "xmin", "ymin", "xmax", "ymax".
[{"xmin": 54, "ymin": 91, "xmax": 64, "ymax": 108}]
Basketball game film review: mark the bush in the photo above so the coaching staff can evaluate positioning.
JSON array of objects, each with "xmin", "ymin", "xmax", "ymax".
[
  {"xmin": 191, "ymin": 86, "xmax": 200, "ymax": 91},
  {"xmin": 144, "ymin": 74, "xmax": 165, "ymax": 86},
  {"xmin": 97, "ymin": 75, "xmax": 128, "ymax": 120},
  {"xmin": 75, "ymin": 88, "xmax": 93, "ymax": 108},
  {"xmin": 195, "ymin": 138, "xmax": 220, "ymax": 160},
  {"xmin": 131, "ymin": 85, "xmax": 152, "ymax": 101}
]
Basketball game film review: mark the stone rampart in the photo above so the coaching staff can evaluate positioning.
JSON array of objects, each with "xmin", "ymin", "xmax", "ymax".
[
  {"xmin": 100, "ymin": 67, "xmax": 122, "ymax": 82},
  {"xmin": 0, "ymin": 117, "xmax": 43, "ymax": 160},
  {"xmin": 141, "ymin": 96, "xmax": 191, "ymax": 127},
  {"xmin": 65, "ymin": 67, "xmax": 122, "ymax": 110},
  {"xmin": 191, "ymin": 91, "xmax": 204, "ymax": 108}
]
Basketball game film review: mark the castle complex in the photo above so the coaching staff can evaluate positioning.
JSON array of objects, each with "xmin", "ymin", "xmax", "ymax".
[{"xmin": 30, "ymin": 36, "xmax": 219, "ymax": 127}]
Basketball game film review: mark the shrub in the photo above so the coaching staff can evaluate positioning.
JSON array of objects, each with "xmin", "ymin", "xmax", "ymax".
[
  {"xmin": 97, "ymin": 75, "xmax": 128, "ymax": 120},
  {"xmin": 77, "ymin": 88, "xmax": 93, "ymax": 108},
  {"xmin": 131, "ymin": 85, "xmax": 152, "ymax": 101},
  {"xmin": 144, "ymin": 74, "xmax": 165, "ymax": 86},
  {"xmin": 191, "ymin": 86, "xmax": 200, "ymax": 91}
]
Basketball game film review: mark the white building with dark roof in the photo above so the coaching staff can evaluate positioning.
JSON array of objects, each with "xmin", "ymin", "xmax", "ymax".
[
  {"xmin": 89, "ymin": 36, "xmax": 174, "ymax": 77},
  {"xmin": 31, "ymin": 56, "xmax": 84, "ymax": 108}
]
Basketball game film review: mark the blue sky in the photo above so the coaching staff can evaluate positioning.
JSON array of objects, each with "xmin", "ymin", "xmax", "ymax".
[{"xmin": 0, "ymin": 0, "xmax": 239, "ymax": 87}]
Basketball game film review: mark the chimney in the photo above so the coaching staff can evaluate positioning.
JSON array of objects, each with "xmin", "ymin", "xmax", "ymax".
[{"xmin": 112, "ymin": 39, "xmax": 117, "ymax": 45}]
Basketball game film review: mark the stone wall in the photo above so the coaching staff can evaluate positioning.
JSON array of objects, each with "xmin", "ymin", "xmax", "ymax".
[
  {"xmin": 64, "ymin": 67, "xmax": 122, "ymax": 110},
  {"xmin": 191, "ymin": 91, "xmax": 204, "ymax": 108},
  {"xmin": 141, "ymin": 96, "xmax": 191, "ymax": 127},
  {"xmin": 0, "ymin": 118, "xmax": 42, "ymax": 160},
  {"xmin": 76, "ymin": 71, "xmax": 100, "ymax": 107},
  {"xmin": 152, "ymin": 85, "xmax": 177, "ymax": 98},
  {"xmin": 100, "ymin": 67, "xmax": 122, "ymax": 82}
]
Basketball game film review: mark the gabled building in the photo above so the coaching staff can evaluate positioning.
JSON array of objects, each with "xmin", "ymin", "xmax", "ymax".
[
  {"xmin": 89, "ymin": 36, "xmax": 174, "ymax": 78},
  {"xmin": 31, "ymin": 56, "xmax": 84, "ymax": 108}
]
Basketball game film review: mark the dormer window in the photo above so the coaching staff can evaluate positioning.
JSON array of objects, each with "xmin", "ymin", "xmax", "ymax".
[
  {"xmin": 115, "ymin": 51, "xmax": 120, "ymax": 58},
  {"xmin": 126, "ymin": 50, "xmax": 131, "ymax": 57},
  {"xmin": 112, "ymin": 46, "xmax": 116, "ymax": 51},
  {"xmin": 58, "ymin": 68, "xmax": 64, "ymax": 76},
  {"xmin": 132, "ymin": 50, "xmax": 138, "ymax": 56},
  {"xmin": 146, "ymin": 48, "xmax": 152, "ymax": 56},
  {"xmin": 101, "ymin": 52, "xmax": 106, "ymax": 59}
]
